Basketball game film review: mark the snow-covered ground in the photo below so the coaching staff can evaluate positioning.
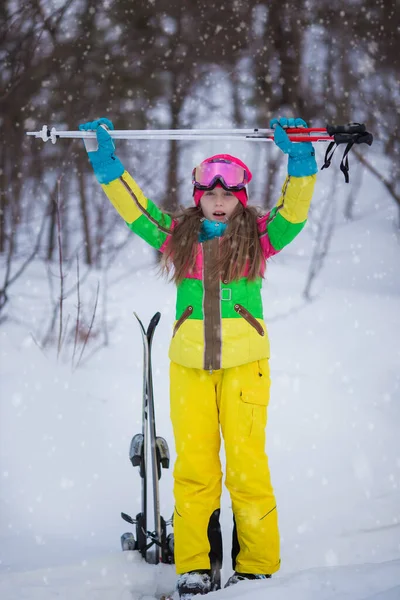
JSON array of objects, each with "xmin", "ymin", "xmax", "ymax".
[{"xmin": 1, "ymin": 165, "xmax": 400, "ymax": 599}]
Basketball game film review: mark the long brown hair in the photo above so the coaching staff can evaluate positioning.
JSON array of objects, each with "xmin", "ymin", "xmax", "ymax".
[{"xmin": 161, "ymin": 203, "xmax": 265, "ymax": 284}]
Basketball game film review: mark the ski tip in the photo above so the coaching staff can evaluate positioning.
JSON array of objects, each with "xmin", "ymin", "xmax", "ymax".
[
  {"xmin": 133, "ymin": 311, "xmax": 161, "ymax": 338},
  {"xmin": 150, "ymin": 312, "xmax": 161, "ymax": 328},
  {"xmin": 147, "ymin": 312, "xmax": 161, "ymax": 338},
  {"xmin": 134, "ymin": 311, "xmax": 161, "ymax": 329}
]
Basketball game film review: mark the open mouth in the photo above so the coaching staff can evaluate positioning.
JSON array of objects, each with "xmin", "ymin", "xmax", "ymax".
[{"xmin": 213, "ymin": 211, "xmax": 226, "ymax": 218}]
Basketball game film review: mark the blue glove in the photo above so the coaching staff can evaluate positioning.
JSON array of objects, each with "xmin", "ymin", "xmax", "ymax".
[
  {"xmin": 79, "ymin": 118, "xmax": 124, "ymax": 184},
  {"xmin": 270, "ymin": 117, "xmax": 318, "ymax": 177}
]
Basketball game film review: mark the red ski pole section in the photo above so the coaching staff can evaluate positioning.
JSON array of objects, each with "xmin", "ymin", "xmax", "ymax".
[
  {"xmin": 286, "ymin": 135, "xmax": 334, "ymax": 142},
  {"xmin": 267, "ymin": 126, "xmax": 333, "ymax": 142},
  {"xmin": 285, "ymin": 127, "xmax": 328, "ymax": 133}
]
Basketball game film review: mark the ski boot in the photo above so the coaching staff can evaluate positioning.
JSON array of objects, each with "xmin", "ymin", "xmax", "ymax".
[
  {"xmin": 224, "ymin": 572, "xmax": 271, "ymax": 587},
  {"xmin": 176, "ymin": 570, "xmax": 212, "ymax": 599}
]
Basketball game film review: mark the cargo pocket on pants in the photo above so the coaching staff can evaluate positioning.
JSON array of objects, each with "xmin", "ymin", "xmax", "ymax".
[{"xmin": 239, "ymin": 359, "xmax": 271, "ymax": 438}]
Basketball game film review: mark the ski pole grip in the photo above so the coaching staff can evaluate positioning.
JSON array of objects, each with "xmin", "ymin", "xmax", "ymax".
[
  {"xmin": 327, "ymin": 130, "xmax": 373, "ymax": 147},
  {"xmin": 326, "ymin": 123, "xmax": 366, "ymax": 135}
]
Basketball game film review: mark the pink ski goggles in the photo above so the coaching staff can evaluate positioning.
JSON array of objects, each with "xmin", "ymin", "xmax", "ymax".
[{"xmin": 192, "ymin": 159, "xmax": 249, "ymax": 191}]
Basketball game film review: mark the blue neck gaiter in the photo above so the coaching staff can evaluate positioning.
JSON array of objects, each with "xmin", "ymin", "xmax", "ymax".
[{"xmin": 198, "ymin": 219, "xmax": 227, "ymax": 243}]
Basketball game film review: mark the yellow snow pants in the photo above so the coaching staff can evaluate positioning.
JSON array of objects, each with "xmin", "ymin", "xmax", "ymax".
[{"xmin": 170, "ymin": 359, "xmax": 280, "ymax": 575}]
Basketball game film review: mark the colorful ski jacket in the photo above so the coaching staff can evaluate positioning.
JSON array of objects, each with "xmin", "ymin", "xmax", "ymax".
[{"xmin": 102, "ymin": 171, "xmax": 316, "ymax": 370}]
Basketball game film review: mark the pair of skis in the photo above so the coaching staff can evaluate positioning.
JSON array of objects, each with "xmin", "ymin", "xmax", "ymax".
[{"xmin": 120, "ymin": 312, "xmax": 174, "ymax": 565}]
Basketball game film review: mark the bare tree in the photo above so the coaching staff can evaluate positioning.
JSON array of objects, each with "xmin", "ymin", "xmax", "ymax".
[
  {"xmin": 0, "ymin": 201, "xmax": 47, "ymax": 320},
  {"xmin": 354, "ymin": 150, "xmax": 400, "ymax": 228},
  {"xmin": 303, "ymin": 177, "xmax": 337, "ymax": 301}
]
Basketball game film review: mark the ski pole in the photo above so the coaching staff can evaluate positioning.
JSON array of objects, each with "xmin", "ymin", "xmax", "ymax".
[
  {"xmin": 26, "ymin": 125, "xmax": 333, "ymax": 144},
  {"xmin": 26, "ymin": 122, "xmax": 373, "ymax": 182}
]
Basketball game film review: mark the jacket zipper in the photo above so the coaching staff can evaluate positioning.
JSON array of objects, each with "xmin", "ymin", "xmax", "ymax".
[
  {"xmin": 202, "ymin": 239, "xmax": 222, "ymax": 371},
  {"xmin": 234, "ymin": 304, "xmax": 265, "ymax": 337},
  {"xmin": 173, "ymin": 305, "xmax": 193, "ymax": 337}
]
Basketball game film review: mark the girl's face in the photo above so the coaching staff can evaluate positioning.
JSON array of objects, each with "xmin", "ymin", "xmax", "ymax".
[{"xmin": 199, "ymin": 186, "xmax": 239, "ymax": 222}]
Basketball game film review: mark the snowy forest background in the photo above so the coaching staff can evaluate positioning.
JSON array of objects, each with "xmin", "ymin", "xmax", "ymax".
[
  {"xmin": 1, "ymin": 1, "xmax": 400, "ymax": 599},
  {"xmin": 1, "ymin": 0, "xmax": 399, "ymax": 315}
]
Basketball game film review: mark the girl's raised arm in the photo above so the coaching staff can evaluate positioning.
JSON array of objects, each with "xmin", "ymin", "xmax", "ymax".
[
  {"xmin": 258, "ymin": 117, "xmax": 317, "ymax": 258},
  {"xmin": 80, "ymin": 118, "xmax": 173, "ymax": 252}
]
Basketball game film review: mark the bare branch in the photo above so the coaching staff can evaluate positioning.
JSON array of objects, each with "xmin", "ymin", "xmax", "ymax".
[
  {"xmin": 72, "ymin": 254, "xmax": 81, "ymax": 368},
  {"xmin": 73, "ymin": 281, "xmax": 100, "ymax": 371},
  {"xmin": 0, "ymin": 193, "xmax": 47, "ymax": 317},
  {"xmin": 55, "ymin": 176, "xmax": 65, "ymax": 359},
  {"xmin": 353, "ymin": 149, "xmax": 400, "ymax": 211}
]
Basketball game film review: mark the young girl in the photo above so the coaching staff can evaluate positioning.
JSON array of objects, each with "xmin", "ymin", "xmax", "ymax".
[{"xmin": 79, "ymin": 117, "xmax": 317, "ymax": 597}]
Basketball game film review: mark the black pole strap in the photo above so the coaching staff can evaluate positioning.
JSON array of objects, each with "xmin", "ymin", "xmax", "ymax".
[
  {"xmin": 321, "ymin": 123, "xmax": 373, "ymax": 182},
  {"xmin": 144, "ymin": 529, "xmax": 164, "ymax": 549}
]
